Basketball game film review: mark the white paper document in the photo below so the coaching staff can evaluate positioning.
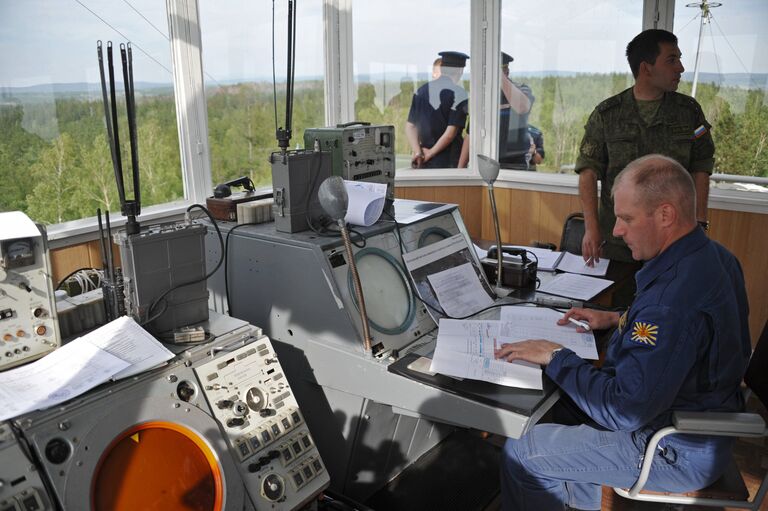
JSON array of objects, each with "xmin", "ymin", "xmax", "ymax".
[
  {"xmin": 343, "ymin": 180, "xmax": 387, "ymax": 227},
  {"xmin": 537, "ymin": 273, "xmax": 613, "ymax": 301},
  {"xmin": 427, "ymin": 263, "xmax": 495, "ymax": 318},
  {"xmin": 507, "ymin": 245, "xmax": 564, "ymax": 271},
  {"xmin": 80, "ymin": 316, "xmax": 175, "ymax": 380},
  {"xmin": 0, "ymin": 316, "xmax": 177, "ymax": 421},
  {"xmin": 0, "ymin": 341, "xmax": 130, "ymax": 420},
  {"xmin": 499, "ymin": 306, "xmax": 598, "ymax": 360},
  {"xmin": 431, "ymin": 319, "xmax": 544, "ymax": 390},
  {"xmin": 555, "ymin": 251, "xmax": 610, "ymax": 276}
]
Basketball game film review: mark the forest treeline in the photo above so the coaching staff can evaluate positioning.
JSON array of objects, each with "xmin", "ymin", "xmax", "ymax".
[{"xmin": 1, "ymin": 73, "xmax": 766, "ymax": 224}]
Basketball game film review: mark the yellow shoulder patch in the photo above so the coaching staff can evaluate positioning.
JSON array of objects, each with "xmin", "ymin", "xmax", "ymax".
[{"xmin": 631, "ymin": 321, "xmax": 658, "ymax": 347}]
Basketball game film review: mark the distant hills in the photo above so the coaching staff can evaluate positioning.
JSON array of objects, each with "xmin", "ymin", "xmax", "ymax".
[{"xmin": 1, "ymin": 71, "xmax": 765, "ymax": 102}]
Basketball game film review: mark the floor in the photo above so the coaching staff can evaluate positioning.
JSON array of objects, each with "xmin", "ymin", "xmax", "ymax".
[{"xmin": 363, "ymin": 395, "xmax": 768, "ymax": 511}]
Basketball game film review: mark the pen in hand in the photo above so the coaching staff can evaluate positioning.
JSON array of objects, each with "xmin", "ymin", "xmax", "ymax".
[{"xmin": 567, "ymin": 316, "xmax": 591, "ymax": 331}]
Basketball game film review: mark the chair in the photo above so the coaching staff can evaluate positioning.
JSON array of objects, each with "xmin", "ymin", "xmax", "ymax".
[
  {"xmin": 613, "ymin": 321, "xmax": 768, "ymax": 509},
  {"xmin": 560, "ymin": 212, "xmax": 585, "ymax": 255}
]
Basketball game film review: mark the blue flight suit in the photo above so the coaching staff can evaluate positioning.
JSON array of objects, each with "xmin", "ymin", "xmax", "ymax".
[
  {"xmin": 501, "ymin": 227, "xmax": 751, "ymax": 510},
  {"xmin": 407, "ymin": 75, "xmax": 468, "ymax": 168}
]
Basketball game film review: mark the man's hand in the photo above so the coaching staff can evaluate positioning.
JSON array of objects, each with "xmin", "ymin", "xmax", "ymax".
[
  {"xmin": 495, "ymin": 339, "xmax": 562, "ymax": 366},
  {"xmin": 411, "ymin": 152, "xmax": 424, "ymax": 169},
  {"xmin": 558, "ymin": 307, "xmax": 621, "ymax": 332},
  {"xmin": 581, "ymin": 225, "xmax": 604, "ymax": 267}
]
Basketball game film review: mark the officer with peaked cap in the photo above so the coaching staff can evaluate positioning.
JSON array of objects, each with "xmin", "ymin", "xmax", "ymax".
[
  {"xmin": 498, "ymin": 51, "xmax": 536, "ymax": 170},
  {"xmin": 406, "ymin": 51, "xmax": 469, "ymax": 168}
]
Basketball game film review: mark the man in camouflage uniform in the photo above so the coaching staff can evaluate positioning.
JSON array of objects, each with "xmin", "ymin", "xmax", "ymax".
[{"xmin": 576, "ymin": 29, "xmax": 715, "ymax": 264}]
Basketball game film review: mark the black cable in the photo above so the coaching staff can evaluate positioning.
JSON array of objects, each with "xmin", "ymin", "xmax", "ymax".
[
  {"xmin": 142, "ymin": 205, "xmax": 225, "ymax": 327},
  {"xmin": 55, "ymin": 267, "xmax": 100, "ymax": 290}
]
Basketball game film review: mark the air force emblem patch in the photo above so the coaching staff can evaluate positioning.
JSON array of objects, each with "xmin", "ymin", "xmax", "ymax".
[{"xmin": 631, "ymin": 321, "xmax": 658, "ymax": 347}]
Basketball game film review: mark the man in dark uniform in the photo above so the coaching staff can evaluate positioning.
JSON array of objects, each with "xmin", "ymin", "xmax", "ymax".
[
  {"xmin": 576, "ymin": 29, "xmax": 715, "ymax": 265},
  {"xmin": 496, "ymin": 155, "xmax": 750, "ymax": 511},
  {"xmin": 498, "ymin": 52, "xmax": 536, "ymax": 170},
  {"xmin": 456, "ymin": 53, "xmax": 536, "ymax": 169},
  {"xmin": 406, "ymin": 51, "xmax": 469, "ymax": 168}
]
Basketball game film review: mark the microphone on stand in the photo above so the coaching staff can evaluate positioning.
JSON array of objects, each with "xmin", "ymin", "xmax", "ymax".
[
  {"xmin": 317, "ymin": 176, "xmax": 373, "ymax": 354},
  {"xmin": 476, "ymin": 155, "xmax": 506, "ymax": 296}
]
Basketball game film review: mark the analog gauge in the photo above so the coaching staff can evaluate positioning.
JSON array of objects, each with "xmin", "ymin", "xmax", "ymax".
[
  {"xmin": 246, "ymin": 387, "xmax": 267, "ymax": 412},
  {"xmin": 2, "ymin": 239, "xmax": 35, "ymax": 269}
]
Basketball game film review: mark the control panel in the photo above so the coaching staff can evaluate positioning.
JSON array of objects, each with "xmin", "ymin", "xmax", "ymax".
[
  {"xmin": 195, "ymin": 337, "xmax": 329, "ymax": 507},
  {"xmin": 0, "ymin": 422, "xmax": 51, "ymax": 511},
  {"xmin": 0, "ymin": 212, "xmax": 59, "ymax": 371},
  {"xmin": 304, "ymin": 124, "xmax": 395, "ymax": 201}
]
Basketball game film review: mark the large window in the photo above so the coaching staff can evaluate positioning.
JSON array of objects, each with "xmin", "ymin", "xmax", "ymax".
[
  {"xmin": 673, "ymin": 0, "xmax": 768, "ymax": 180},
  {"xmin": 199, "ymin": 0, "xmax": 325, "ymax": 189},
  {"xmin": 352, "ymin": 1, "xmax": 471, "ymax": 170},
  {"xmin": 499, "ymin": 0, "xmax": 643, "ymax": 173},
  {"xmin": 0, "ymin": 0, "xmax": 182, "ymax": 224}
]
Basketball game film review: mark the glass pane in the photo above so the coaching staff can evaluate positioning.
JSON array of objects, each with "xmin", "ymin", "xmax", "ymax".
[
  {"xmin": 353, "ymin": 1, "xmax": 471, "ymax": 170},
  {"xmin": 500, "ymin": 1, "xmax": 642, "ymax": 172},
  {"xmin": 0, "ymin": 1, "xmax": 182, "ymax": 224},
  {"xmin": 674, "ymin": 0, "xmax": 768, "ymax": 183},
  {"xmin": 199, "ymin": 0, "xmax": 325, "ymax": 189}
]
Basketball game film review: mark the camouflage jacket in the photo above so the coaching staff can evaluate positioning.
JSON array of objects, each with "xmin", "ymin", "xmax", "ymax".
[{"xmin": 575, "ymin": 87, "xmax": 715, "ymax": 262}]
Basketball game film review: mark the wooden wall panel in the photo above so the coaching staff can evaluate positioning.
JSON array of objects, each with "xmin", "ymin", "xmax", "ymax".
[
  {"xmin": 50, "ymin": 240, "xmax": 120, "ymax": 288},
  {"xmin": 709, "ymin": 208, "xmax": 768, "ymax": 344},
  {"xmin": 395, "ymin": 185, "xmax": 483, "ymax": 238}
]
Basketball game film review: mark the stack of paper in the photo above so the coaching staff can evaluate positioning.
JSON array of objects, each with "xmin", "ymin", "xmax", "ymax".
[
  {"xmin": 430, "ymin": 307, "xmax": 598, "ymax": 390},
  {"xmin": 0, "ymin": 316, "xmax": 175, "ymax": 421}
]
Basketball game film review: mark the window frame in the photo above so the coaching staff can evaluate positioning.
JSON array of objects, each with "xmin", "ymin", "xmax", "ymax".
[{"xmin": 45, "ymin": 0, "xmax": 768, "ymax": 247}]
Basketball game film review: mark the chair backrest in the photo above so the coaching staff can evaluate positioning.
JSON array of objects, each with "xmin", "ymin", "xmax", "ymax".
[
  {"xmin": 744, "ymin": 320, "xmax": 768, "ymax": 410},
  {"xmin": 560, "ymin": 212, "xmax": 585, "ymax": 255}
]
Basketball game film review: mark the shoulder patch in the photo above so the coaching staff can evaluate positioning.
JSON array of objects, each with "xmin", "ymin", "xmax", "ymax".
[{"xmin": 630, "ymin": 321, "xmax": 658, "ymax": 347}]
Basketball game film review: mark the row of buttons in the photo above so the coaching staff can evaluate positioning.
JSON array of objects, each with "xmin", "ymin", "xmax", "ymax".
[
  {"xmin": 289, "ymin": 456, "xmax": 324, "ymax": 490},
  {"xmin": 279, "ymin": 432, "xmax": 313, "ymax": 467},
  {"xmin": 234, "ymin": 408, "xmax": 303, "ymax": 461}
]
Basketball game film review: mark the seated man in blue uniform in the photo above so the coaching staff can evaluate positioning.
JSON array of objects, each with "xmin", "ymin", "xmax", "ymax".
[
  {"xmin": 494, "ymin": 154, "xmax": 751, "ymax": 511},
  {"xmin": 405, "ymin": 51, "xmax": 469, "ymax": 168}
]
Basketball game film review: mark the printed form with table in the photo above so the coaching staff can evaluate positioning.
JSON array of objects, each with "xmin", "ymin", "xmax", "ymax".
[{"xmin": 402, "ymin": 235, "xmax": 614, "ymax": 391}]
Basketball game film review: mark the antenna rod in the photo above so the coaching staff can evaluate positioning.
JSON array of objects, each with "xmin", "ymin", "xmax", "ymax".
[
  {"xmin": 275, "ymin": 0, "xmax": 296, "ymax": 153},
  {"xmin": 127, "ymin": 44, "xmax": 141, "ymax": 216},
  {"xmin": 120, "ymin": 43, "xmax": 140, "ymax": 234},
  {"xmin": 97, "ymin": 41, "xmax": 120, "ymax": 188},
  {"xmin": 106, "ymin": 43, "xmax": 127, "ymax": 211}
]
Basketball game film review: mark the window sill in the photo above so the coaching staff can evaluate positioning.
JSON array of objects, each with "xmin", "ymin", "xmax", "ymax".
[
  {"xmin": 394, "ymin": 167, "xmax": 768, "ymax": 214},
  {"xmin": 46, "ymin": 200, "xmax": 192, "ymax": 250}
]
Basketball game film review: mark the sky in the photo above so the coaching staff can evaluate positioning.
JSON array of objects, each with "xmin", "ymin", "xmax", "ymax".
[{"xmin": 0, "ymin": 0, "xmax": 766, "ymax": 89}]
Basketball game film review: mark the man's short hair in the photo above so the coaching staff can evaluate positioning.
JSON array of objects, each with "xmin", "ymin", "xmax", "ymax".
[
  {"xmin": 613, "ymin": 154, "xmax": 696, "ymax": 223},
  {"xmin": 626, "ymin": 29, "xmax": 678, "ymax": 78},
  {"xmin": 433, "ymin": 57, "xmax": 442, "ymax": 68}
]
